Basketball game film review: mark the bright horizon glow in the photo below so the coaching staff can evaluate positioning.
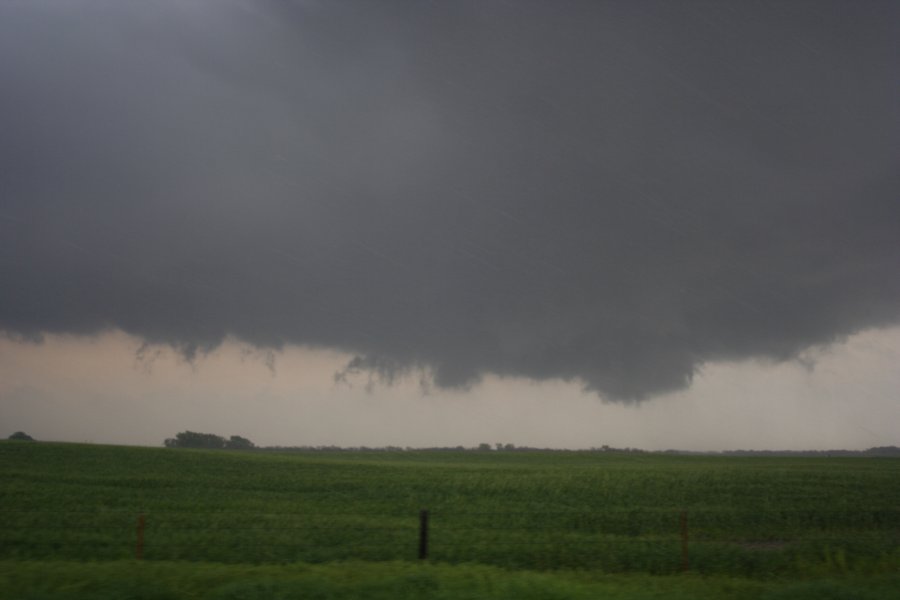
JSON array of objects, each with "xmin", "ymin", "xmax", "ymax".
[{"xmin": 2, "ymin": 326, "xmax": 898, "ymax": 452}]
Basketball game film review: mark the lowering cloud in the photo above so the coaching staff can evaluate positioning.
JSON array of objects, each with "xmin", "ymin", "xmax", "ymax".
[{"xmin": 1, "ymin": 0, "xmax": 898, "ymax": 400}]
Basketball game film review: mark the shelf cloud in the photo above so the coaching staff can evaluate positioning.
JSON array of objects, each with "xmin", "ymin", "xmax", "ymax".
[{"xmin": 1, "ymin": 0, "xmax": 898, "ymax": 400}]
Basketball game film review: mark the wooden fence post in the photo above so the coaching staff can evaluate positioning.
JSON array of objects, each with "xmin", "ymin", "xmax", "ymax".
[
  {"xmin": 136, "ymin": 514, "xmax": 146, "ymax": 561},
  {"xmin": 418, "ymin": 509, "xmax": 429, "ymax": 560},
  {"xmin": 679, "ymin": 510, "xmax": 689, "ymax": 572}
]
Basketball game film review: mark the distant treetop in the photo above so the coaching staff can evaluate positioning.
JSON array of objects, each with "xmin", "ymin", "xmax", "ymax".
[
  {"xmin": 8, "ymin": 431, "xmax": 35, "ymax": 442},
  {"xmin": 164, "ymin": 431, "xmax": 255, "ymax": 450}
]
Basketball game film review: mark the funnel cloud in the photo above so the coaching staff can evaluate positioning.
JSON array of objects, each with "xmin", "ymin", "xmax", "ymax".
[{"xmin": 1, "ymin": 0, "xmax": 898, "ymax": 400}]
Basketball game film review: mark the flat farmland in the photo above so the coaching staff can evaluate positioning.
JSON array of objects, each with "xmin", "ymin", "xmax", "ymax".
[{"xmin": 1, "ymin": 442, "xmax": 898, "ymax": 599}]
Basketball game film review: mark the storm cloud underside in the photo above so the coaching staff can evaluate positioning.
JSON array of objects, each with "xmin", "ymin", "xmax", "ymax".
[{"xmin": 1, "ymin": 0, "xmax": 898, "ymax": 400}]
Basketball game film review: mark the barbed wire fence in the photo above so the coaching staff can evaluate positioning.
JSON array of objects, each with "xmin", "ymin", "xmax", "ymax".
[{"xmin": 1, "ymin": 508, "xmax": 898, "ymax": 574}]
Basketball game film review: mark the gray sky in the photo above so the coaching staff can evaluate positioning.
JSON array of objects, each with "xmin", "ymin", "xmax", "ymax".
[{"xmin": 1, "ymin": 1, "xmax": 898, "ymax": 449}]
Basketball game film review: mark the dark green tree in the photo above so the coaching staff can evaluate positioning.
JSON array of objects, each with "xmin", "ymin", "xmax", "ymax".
[
  {"xmin": 8, "ymin": 431, "xmax": 35, "ymax": 441},
  {"xmin": 164, "ymin": 431, "xmax": 226, "ymax": 449},
  {"xmin": 224, "ymin": 435, "xmax": 255, "ymax": 450}
]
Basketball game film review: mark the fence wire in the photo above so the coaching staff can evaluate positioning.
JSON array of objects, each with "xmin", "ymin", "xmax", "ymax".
[{"xmin": 1, "ymin": 508, "xmax": 898, "ymax": 574}]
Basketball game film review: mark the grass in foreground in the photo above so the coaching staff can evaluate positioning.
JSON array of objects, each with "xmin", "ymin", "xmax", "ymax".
[{"xmin": 2, "ymin": 560, "xmax": 900, "ymax": 600}]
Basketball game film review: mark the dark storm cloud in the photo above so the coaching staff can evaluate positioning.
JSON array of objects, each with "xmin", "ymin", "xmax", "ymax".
[{"xmin": 1, "ymin": 0, "xmax": 898, "ymax": 399}]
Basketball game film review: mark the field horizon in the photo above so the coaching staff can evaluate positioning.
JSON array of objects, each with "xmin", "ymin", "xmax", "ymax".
[{"xmin": 8, "ymin": 433, "xmax": 900, "ymax": 456}]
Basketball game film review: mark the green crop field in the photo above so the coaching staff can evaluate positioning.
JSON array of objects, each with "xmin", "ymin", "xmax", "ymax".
[{"xmin": 1, "ymin": 441, "xmax": 898, "ymax": 599}]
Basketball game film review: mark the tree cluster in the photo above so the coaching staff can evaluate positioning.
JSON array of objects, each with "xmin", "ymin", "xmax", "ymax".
[{"xmin": 164, "ymin": 431, "xmax": 255, "ymax": 450}]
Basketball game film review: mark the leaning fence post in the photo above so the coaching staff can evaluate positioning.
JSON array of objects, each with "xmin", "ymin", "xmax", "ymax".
[
  {"xmin": 679, "ymin": 510, "xmax": 689, "ymax": 572},
  {"xmin": 418, "ymin": 509, "xmax": 429, "ymax": 560},
  {"xmin": 136, "ymin": 514, "xmax": 146, "ymax": 561}
]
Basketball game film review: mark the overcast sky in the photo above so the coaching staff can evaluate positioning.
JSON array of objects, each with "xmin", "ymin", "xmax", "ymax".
[{"xmin": 1, "ymin": 1, "xmax": 898, "ymax": 450}]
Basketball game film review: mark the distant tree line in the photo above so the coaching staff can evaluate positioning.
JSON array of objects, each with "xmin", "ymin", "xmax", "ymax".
[
  {"xmin": 164, "ymin": 431, "xmax": 255, "ymax": 450},
  {"xmin": 8, "ymin": 431, "xmax": 35, "ymax": 442},
  {"xmin": 251, "ymin": 444, "xmax": 656, "ymax": 454},
  {"xmin": 160, "ymin": 433, "xmax": 900, "ymax": 457},
  {"xmin": 713, "ymin": 446, "xmax": 900, "ymax": 457},
  {"xmin": 237, "ymin": 444, "xmax": 900, "ymax": 456}
]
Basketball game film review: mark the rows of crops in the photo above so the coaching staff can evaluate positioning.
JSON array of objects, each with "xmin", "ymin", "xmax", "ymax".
[{"xmin": 2, "ymin": 441, "xmax": 898, "ymax": 578}]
